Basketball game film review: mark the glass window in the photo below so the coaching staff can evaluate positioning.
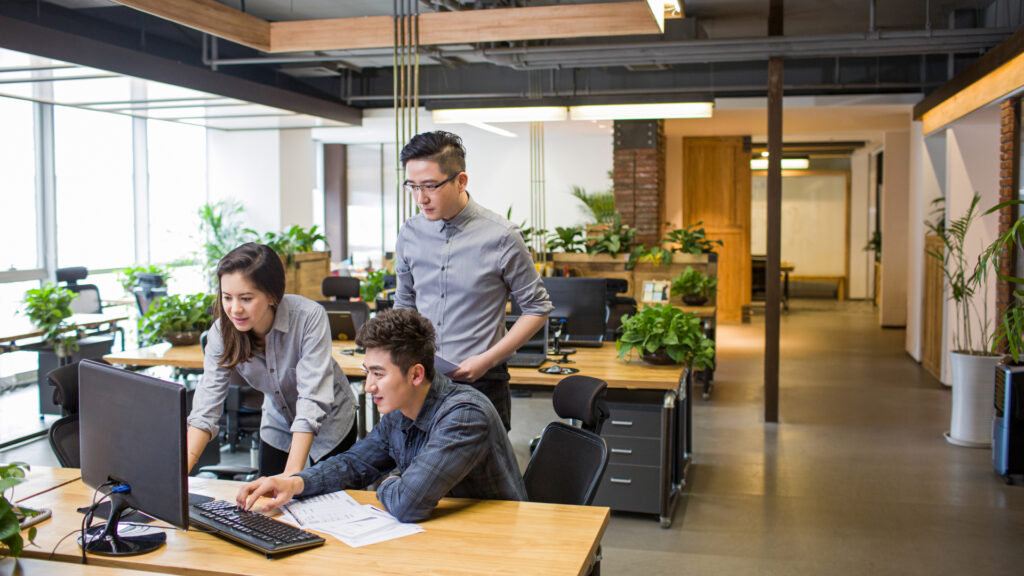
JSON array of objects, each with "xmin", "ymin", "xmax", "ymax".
[
  {"xmin": 347, "ymin": 144, "xmax": 386, "ymax": 268},
  {"xmin": 0, "ymin": 96, "xmax": 39, "ymax": 270},
  {"xmin": 147, "ymin": 119, "xmax": 206, "ymax": 266},
  {"xmin": 54, "ymin": 105, "xmax": 134, "ymax": 270}
]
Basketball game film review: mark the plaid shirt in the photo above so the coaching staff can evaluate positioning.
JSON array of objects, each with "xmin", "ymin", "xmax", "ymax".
[{"xmin": 295, "ymin": 373, "xmax": 526, "ymax": 522}]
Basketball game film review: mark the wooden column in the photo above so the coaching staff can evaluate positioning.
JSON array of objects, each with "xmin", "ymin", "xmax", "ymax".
[
  {"xmin": 613, "ymin": 120, "xmax": 665, "ymax": 247},
  {"xmin": 765, "ymin": 0, "xmax": 784, "ymax": 424},
  {"xmin": 324, "ymin": 143, "xmax": 348, "ymax": 262}
]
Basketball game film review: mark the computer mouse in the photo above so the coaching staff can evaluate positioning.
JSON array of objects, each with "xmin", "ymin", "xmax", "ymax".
[{"xmin": 542, "ymin": 365, "xmax": 563, "ymax": 374}]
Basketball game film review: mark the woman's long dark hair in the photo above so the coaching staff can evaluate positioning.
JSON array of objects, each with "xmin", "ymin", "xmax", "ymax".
[{"xmin": 214, "ymin": 243, "xmax": 286, "ymax": 370}]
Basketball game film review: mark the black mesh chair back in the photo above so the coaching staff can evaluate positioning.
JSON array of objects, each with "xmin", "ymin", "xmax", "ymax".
[
  {"xmin": 381, "ymin": 274, "xmax": 397, "ymax": 291},
  {"xmin": 67, "ymin": 284, "xmax": 102, "ymax": 314},
  {"xmin": 322, "ymin": 277, "xmax": 361, "ymax": 300},
  {"xmin": 318, "ymin": 300, "xmax": 371, "ymax": 330},
  {"xmin": 47, "ymin": 361, "xmax": 84, "ymax": 416},
  {"xmin": 49, "ymin": 415, "xmax": 80, "ymax": 468},
  {"xmin": 523, "ymin": 375, "xmax": 610, "ymax": 506},
  {"xmin": 56, "ymin": 266, "xmax": 88, "ymax": 286},
  {"xmin": 133, "ymin": 273, "xmax": 168, "ymax": 315}
]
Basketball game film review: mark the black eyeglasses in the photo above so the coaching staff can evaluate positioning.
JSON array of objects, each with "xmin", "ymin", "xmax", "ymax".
[{"xmin": 403, "ymin": 173, "xmax": 457, "ymax": 195}]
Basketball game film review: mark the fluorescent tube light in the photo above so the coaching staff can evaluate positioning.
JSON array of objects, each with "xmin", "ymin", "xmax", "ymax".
[
  {"xmin": 750, "ymin": 158, "xmax": 810, "ymax": 170},
  {"xmin": 432, "ymin": 106, "xmax": 567, "ymax": 124},
  {"xmin": 466, "ymin": 121, "xmax": 517, "ymax": 138},
  {"xmin": 568, "ymin": 102, "xmax": 713, "ymax": 121}
]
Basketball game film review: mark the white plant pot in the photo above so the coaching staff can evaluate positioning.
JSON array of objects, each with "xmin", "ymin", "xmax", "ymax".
[{"xmin": 946, "ymin": 351, "xmax": 998, "ymax": 447}]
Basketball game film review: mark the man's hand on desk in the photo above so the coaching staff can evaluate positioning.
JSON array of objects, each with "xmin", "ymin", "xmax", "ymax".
[
  {"xmin": 236, "ymin": 475, "xmax": 305, "ymax": 512},
  {"xmin": 450, "ymin": 354, "xmax": 493, "ymax": 383}
]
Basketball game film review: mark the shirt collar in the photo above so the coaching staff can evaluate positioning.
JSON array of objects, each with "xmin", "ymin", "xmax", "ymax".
[
  {"xmin": 436, "ymin": 194, "xmax": 478, "ymax": 233},
  {"xmin": 407, "ymin": 372, "xmax": 454, "ymax": 432},
  {"xmin": 270, "ymin": 296, "xmax": 291, "ymax": 335}
]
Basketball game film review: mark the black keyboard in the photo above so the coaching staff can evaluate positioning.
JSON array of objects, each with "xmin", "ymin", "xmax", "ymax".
[
  {"xmin": 508, "ymin": 352, "xmax": 548, "ymax": 368},
  {"xmin": 189, "ymin": 500, "xmax": 324, "ymax": 555}
]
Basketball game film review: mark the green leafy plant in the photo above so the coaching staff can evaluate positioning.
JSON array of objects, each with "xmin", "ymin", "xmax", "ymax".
[
  {"xmin": 628, "ymin": 245, "xmax": 672, "ymax": 268},
  {"xmin": 505, "ymin": 207, "xmax": 544, "ymax": 248},
  {"xmin": 21, "ymin": 284, "xmax": 79, "ymax": 356},
  {"xmin": 926, "ymin": 192, "xmax": 994, "ymax": 355},
  {"xmin": 1, "ymin": 462, "xmax": 37, "ymax": 557},
  {"xmin": 662, "ymin": 222, "xmax": 723, "ymax": 255},
  {"xmin": 139, "ymin": 293, "xmax": 215, "ymax": 345},
  {"xmin": 587, "ymin": 212, "xmax": 638, "ymax": 258},
  {"xmin": 196, "ymin": 200, "xmax": 258, "ymax": 289},
  {"xmin": 571, "ymin": 184, "xmax": 616, "ymax": 224},
  {"xmin": 546, "ymin": 226, "xmax": 587, "ymax": 253},
  {"xmin": 925, "ymin": 196, "xmax": 946, "ymax": 236},
  {"xmin": 262, "ymin": 225, "xmax": 328, "ymax": 265},
  {"xmin": 360, "ymin": 267, "xmax": 392, "ymax": 303},
  {"xmin": 616, "ymin": 304, "xmax": 715, "ymax": 370},
  {"xmin": 671, "ymin": 266, "xmax": 718, "ymax": 300},
  {"xmin": 980, "ymin": 198, "xmax": 1024, "ymax": 363},
  {"xmin": 996, "ymin": 304, "xmax": 1024, "ymax": 364},
  {"xmin": 117, "ymin": 264, "xmax": 172, "ymax": 294},
  {"xmin": 863, "ymin": 230, "xmax": 882, "ymax": 263}
]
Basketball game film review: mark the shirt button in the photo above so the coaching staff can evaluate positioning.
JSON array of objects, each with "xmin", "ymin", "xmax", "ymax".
[
  {"xmin": 441, "ymin": 266, "xmax": 445, "ymax": 271},
  {"xmin": 441, "ymin": 293, "xmax": 445, "ymax": 298}
]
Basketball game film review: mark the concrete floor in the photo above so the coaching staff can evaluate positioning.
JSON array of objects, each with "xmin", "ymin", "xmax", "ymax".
[{"xmin": 3, "ymin": 298, "xmax": 1024, "ymax": 573}]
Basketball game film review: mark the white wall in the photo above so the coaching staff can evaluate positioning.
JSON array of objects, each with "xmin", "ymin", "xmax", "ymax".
[
  {"xmin": 279, "ymin": 128, "xmax": 314, "ymax": 229},
  {"xmin": 848, "ymin": 149, "xmax": 872, "ymax": 299},
  {"xmin": 880, "ymin": 130, "xmax": 910, "ymax": 327},
  {"xmin": 941, "ymin": 112, "xmax": 1001, "ymax": 381},
  {"xmin": 751, "ymin": 174, "xmax": 847, "ymax": 274}
]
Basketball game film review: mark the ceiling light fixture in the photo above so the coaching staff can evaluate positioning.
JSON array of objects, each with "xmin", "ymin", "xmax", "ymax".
[
  {"xmin": 568, "ymin": 102, "xmax": 713, "ymax": 121},
  {"xmin": 431, "ymin": 106, "xmax": 567, "ymax": 124},
  {"xmin": 750, "ymin": 158, "xmax": 810, "ymax": 170},
  {"xmin": 466, "ymin": 121, "xmax": 517, "ymax": 138}
]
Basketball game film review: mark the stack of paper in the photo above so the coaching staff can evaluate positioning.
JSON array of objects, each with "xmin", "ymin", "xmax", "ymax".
[{"xmin": 278, "ymin": 491, "xmax": 424, "ymax": 547}]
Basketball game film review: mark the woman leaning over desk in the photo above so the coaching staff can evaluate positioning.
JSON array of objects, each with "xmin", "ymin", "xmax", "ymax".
[{"xmin": 186, "ymin": 242, "xmax": 357, "ymax": 477}]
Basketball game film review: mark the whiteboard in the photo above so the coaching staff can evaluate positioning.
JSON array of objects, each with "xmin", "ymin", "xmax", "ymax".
[{"xmin": 751, "ymin": 173, "xmax": 847, "ymax": 276}]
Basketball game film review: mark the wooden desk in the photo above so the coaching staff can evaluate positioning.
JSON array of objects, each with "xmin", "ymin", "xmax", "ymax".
[
  {"xmin": 1, "ymin": 311, "xmax": 129, "ymax": 349},
  {"xmin": 19, "ymin": 476, "xmax": 608, "ymax": 576},
  {"xmin": 104, "ymin": 343, "xmax": 204, "ymax": 370},
  {"xmin": 1, "ymin": 558, "xmax": 159, "ymax": 576},
  {"xmin": 10, "ymin": 466, "xmax": 80, "ymax": 503}
]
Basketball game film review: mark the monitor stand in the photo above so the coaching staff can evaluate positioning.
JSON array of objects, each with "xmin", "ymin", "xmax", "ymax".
[{"xmin": 78, "ymin": 493, "xmax": 166, "ymax": 556}]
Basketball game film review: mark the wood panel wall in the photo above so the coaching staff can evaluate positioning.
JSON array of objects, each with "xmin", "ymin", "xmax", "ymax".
[
  {"xmin": 921, "ymin": 235, "xmax": 945, "ymax": 380},
  {"xmin": 681, "ymin": 137, "xmax": 752, "ymax": 322}
]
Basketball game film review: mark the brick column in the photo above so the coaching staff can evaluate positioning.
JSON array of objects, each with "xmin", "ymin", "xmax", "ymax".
[
  {"xmin": 613, "ymin": 120, "xmax": 665, "ymax": 247},
  {"xmin": 996, "ymin": 97, "xmax": 1021, "ymax": 354}
]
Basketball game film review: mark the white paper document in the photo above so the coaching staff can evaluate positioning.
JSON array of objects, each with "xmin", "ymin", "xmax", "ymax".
[
  {"xmin": 433, "ymin": 354, "xmax": 460, "ymax": 377},
  {"xmin": 279, "ymin": 490, "xmax": 424, "ymax": 548}
]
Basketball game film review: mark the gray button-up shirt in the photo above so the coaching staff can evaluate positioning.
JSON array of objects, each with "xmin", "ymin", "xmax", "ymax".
[
  {"xmin": 295, "ymin": 373, "xmax": 526, "ymax": 523},
  {"xmin": 394, "ymin": 196, "xmax": 553, "ymax": 363},
  {"xmin": 187, "ymin": 294, "xmax": 356, "ymax": 462}
]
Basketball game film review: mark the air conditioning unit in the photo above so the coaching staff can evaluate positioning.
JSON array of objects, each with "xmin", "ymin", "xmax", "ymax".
[{"xmin": 993, "ymin": 363, "xmax": 1024, "ymax": 482}]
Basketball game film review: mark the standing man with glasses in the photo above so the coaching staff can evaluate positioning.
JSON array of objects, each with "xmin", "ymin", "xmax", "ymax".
[{"xmin": 394, "ymin": 131, "xmax": 552, "ymax": 431}]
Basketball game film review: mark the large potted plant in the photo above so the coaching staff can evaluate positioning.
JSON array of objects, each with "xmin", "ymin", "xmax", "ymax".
[
  {"xmin": 616, "ymin": 304, "xmax": 715, "ymax": 373},
  {"xmin": 21, "ymin": 283, "xmax": 79, "ymax": 360},
  {"xmin": 671, "ymin": 266, "xmax": 718, "ymax": 306},
  {"xmin": 927, "ymin": 192, "xmax": 998, "ymax": 447},
  {"xmin": 140, "ymin": 293, "xmax": 215, "ymax": 346},
  {"xmin": 546, "ymin": 226, "xmax": 587, "ymax": 254},
  {"xmin": 1, "ymin": 462, "xmax": 41, "ymax": 558}
]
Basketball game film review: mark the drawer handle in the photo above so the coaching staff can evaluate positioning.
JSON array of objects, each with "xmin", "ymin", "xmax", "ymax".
[
  {"xmin": 611, "ymin": 448, "xmax": 633, "ymax": 455},
  {"xmin": 609, "ymin": 477, "xmax": 632, "ymax": 485},
  {"xmin": 610, "ymin": 420, "xmax": 634, "ymax": 427}
]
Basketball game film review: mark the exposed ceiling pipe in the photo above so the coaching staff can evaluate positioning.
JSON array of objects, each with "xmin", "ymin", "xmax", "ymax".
[{"xmin": 869, "ymin": 0, "xmax": 876, "ymax": 35}]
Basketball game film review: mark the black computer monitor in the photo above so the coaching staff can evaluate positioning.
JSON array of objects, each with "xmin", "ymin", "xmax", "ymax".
[
  {"xmin": 78, "ymin": 360, "xmax": 188, "ymax": 556},
  {"xmin": 540, "ymin": 277, "xmax": 607, "ymax": 341}
]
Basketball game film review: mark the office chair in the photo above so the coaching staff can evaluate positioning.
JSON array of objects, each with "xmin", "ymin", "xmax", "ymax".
[
  {"xmin": 57, "ymin": 266, "xmax": 102, "ymax": 314},
  {"xmin": 46, "ymin": 359, "xmax": 109, "ymax": 467},
  {"xmin": 605, "ymin": 278, "xmax": 637, "ymax": 341},
  {"xmin": 524, "ymin": 375, "xmax": 610, "ymax": 506},
  {"xmin": 322, "ymin": 276, "xmax": 360, "ymax": 300},
  {"xmin": 132, "ymin": 272, "xmax": 168, "ymax": 316},
  {"xmin": 319, "ymin": 299, "xmax": 371, "ymax": 330},
  {"xmin": 751, "ymin": 255, "xmax": 767, "ymax": 302}
]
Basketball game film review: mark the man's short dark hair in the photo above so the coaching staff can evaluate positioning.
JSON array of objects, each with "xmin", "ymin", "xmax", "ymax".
[
  {"xmin": 356, "ymin": 308, "xmax": 436, "ymax": 380},
  {"xmin": 399, "ymin": 131, "xmax": 466, "ymax": 176}
]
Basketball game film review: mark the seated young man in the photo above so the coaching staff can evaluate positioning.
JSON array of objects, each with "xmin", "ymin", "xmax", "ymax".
[{"xmin": 235, "ymin": 308, "xmax": 526, "ymax": 523}]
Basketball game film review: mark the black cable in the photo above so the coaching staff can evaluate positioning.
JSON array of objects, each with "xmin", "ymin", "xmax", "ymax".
[{"xmin": 79, "ymin": 481, "xmax": 116, "ymax": 564}]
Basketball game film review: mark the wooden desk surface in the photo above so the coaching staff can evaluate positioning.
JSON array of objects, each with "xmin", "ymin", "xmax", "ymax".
[
  {"xmin": 10, "ymin": 466, "xmax": 80, "ymax": 503},
  {"xmin": 1, "ymin": 558, "xmax": 159, "ymax": 576},
  {"xmin": 20, "ymin": 476, "xmax": 608, "ymax": 576},
  {"xmin": 106, "ymin": 342, "xmax": 684, "ymax": 392},
  {"xmin": 1, "ymin": 311, "xmax": 129, "ymax": 345}
]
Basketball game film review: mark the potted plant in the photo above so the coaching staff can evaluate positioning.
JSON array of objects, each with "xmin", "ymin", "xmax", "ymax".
[
  {"xmin": 671, "ymin": 266, "xmax": 718, "ymax": 306},
  {"xmin": 140, "ymin": 293, "xmax": 215, "ymax": 346},
  {"xmin": 927, "ymin": 192, "xmax": 998, "ymax": 447},
  {"xmin": 546, "ymin": 226, "xmax": 587, "ymax": 253},
  {"xmin": 662, "ymin": 222, "xmax": 723, "ymax": 256},
  {"xmin": 21, "ymin": 283, "xmax": 79, "ymax": 359},
  {"xmin": 571, "ymin": 183, "xmax": 616, "ymax": 224},
  {"xmin": 360, "ymin": 267, "xmax": 392, "ymax": 303},
  {"xmin": 616, "ymin": 304, "xmax": 715, "ymax": 373},
  {"xmin": 587, "ymin": 211, "xmax": 638, "ymax": 258},
  {"xmin": 196, "ymin": 200, "xmax": 259, "ymax": 290},
  {"xmin": 1, "ymin": 462, "xmax": 41, "ymax": 557},
  {"xmin": 117, "ymin": 264, "xmax": 172, "ymax": 295}
]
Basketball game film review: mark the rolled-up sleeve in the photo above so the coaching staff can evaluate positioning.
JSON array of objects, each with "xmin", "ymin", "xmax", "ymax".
[
  {"xmin": 291, "ymin": 304, "xmax": 335, "ymax": 435},
  {"xmin": 187, "ymin": 324, "xmax": 231, "ymax": 438},
  {"xmin": 393, "ymin": 227, "xmax": 416, "ymax": 311},
  {"xmin": 502, "ymin": 228, "xmax": 553, "ymax": 317}
]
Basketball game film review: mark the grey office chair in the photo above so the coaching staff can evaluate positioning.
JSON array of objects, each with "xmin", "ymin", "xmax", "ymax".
[
  {"xmin": 322, "ymin": 276, "xmax": 360, "ymax": 300},
  {"xmin": 57, "ymin": 266, "xmax": 102, "ymax": 314},
  {"xmin": 319, "ymin": 299, "xmax": 371, "ymax": 330},
  {"xmin": 132, "ymin": 272, "xmax": 168, "ymax": 316},
  {"xmin": 46, "ymin": 359, "xmax": 110, "ymax": 467}
]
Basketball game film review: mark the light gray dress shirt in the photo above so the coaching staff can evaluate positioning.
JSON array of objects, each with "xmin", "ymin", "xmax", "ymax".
[
  {"xmin": 394, "ymin": 196, "xmax": 553, "ymax": 364},
  {"xmin": 187, "ymin": 294, "xmax": 356, "ymax": 461}
]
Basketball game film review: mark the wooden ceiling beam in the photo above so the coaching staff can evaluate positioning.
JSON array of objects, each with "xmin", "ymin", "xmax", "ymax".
[
  {"xmin": 115, "ymin": 1, "xmax": 664, "ymax": 54},
  {"xmin": 110, "ymin": 0, "xmax": 270, "ymax": 51}
]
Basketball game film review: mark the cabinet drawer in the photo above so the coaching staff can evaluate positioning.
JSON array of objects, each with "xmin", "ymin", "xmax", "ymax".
[
  {"xmin": 605, "ymin": 436, "xmax": 662, "ymax": 466},
  {"xmin": 604, "ymin": 402, "xmax": 663, "ymax": 438},
  {"xmin": 592, "ymin": 463, "xmax": 662, "ymax": 515}
]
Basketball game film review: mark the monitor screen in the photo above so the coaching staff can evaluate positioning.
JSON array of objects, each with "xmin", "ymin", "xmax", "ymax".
[
  {"xmin": 79, "ymin": 360, "xmax": 188, "ymax": 554},
  {"xmin": 539, "ymin": 277, "xmax": 607, "ymax": 339}
]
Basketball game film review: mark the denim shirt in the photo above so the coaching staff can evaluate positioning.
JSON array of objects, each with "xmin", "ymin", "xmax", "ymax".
[
  {"xmin": 295, "ymin": 373, "xmax": 526, "ymax": 522},
  {"xmin": 394, "ymin": 196, "xmax": 552, "ymax": 363},
  {"xmin": 187, "ymin": 294, "xmax": 356, "ymax": 461}
]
